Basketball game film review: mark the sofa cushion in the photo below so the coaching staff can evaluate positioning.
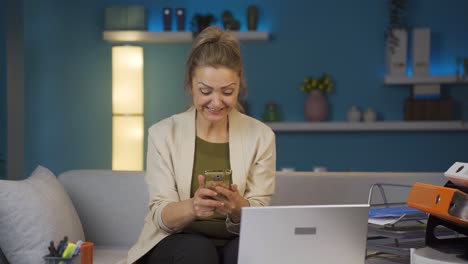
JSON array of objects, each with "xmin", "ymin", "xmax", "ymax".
[
  {"xmin": 58, "ymin": 170, "xmax": 147, "ymax": 247},
  {"xmin": 0, "ymin": 166, "xmax": 85, "ymax": 264}
]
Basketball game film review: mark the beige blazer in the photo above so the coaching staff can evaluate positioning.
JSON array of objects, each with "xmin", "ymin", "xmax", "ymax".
[{"xmin": 126, "ymin": 108, "xmax": 276, "ymax": 263}]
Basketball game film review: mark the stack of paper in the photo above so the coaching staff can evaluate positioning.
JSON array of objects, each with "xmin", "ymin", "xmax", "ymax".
[{"xmin": 368, "ymin": 206, "xmax": 427, "ymax": 225}]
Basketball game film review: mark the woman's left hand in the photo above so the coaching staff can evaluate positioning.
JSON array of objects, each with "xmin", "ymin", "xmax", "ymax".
[{"xmin": 214, "ymin": 184, "xmax": 250, "ymax": 223}]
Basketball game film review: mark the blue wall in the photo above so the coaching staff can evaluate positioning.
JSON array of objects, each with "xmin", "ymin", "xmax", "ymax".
[
  {"xmin": 23, "ymin": 0, "xmax": 468, "ymax": 175},
  {"xmin": 0, "ymin": 0, "xmax": 6, "ymax": 179}
]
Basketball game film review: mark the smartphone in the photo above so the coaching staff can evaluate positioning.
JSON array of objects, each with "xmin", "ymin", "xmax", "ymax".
[{"xmin": 204, "ymin": 169, "xmax": 232, "ymax": 189}]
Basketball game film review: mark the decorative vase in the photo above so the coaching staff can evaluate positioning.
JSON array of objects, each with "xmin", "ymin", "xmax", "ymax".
[
  {"xmin": 262, "ymin": 102, "xmax": 281, "ymax": 122},
  {"xmin": 346, "ymin": 105, "xmax": 361, "ymax": 122},
  {"xmin": 163, "ymin": 7, "xmax": 172, "ymax": 31},
  {"xmin": 363, "ymin": 108, "xmax": 377, "ymax": 122},
  {"xmin": 247, "ymin": 5, "xmax": 259, "ymax": 31},
  {"xmin": 176, "ymin": 8, "xmax": 185, "ymax": 31},
  {"xmin": 386, "ymin": 29, "xmax": 408, "ymax": 77},
  {"xmin": 304, "ymin": 90, "xmax": 328, "ymax": 122}
]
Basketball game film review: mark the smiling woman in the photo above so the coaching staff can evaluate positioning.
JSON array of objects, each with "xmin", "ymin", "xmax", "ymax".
[
  {"xmin": 191, "ymin": 66, "xmax": 240, "ymax": 142},
  {"xmin": 125, "ymin": 26, "xmax": 276, "ymax": 264}
]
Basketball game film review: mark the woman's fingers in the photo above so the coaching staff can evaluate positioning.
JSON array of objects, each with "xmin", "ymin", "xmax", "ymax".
[
  {"xmin": 193, "ymin": 197, "xmax": 223, "ymax": 208},
  {"xmin": 193, "ymin": 184, "xmax": 224, "ymax": 217},
  {"xmin": 215, "ymin": 185, "xmax": 234, "ymax": 199},
  {"xmin": 230, "ymin": 184, "xmax": 238, "ymax": 192},
  {"xmin": 198, "ymin": 174, "xmax": 205, "ymax": 188},
  {"xmin": 196, "ymin": 187, "xmax": 218, "ymax": 199}
]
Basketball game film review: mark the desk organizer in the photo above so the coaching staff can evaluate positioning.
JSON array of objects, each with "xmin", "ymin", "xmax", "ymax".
[{"xmin": 43, "ymin": 255, "xmax": 79, "ymax": 264}]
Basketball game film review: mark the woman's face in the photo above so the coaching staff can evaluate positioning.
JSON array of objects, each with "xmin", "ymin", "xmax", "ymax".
[{"xmin": 191, "ymin": 66, "xmax": 240, "ymax": 124}]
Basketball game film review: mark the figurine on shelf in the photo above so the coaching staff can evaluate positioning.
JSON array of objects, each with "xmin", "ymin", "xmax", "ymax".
[
  {"xmin": 262, "ymin": 102, "xmax": 281, "ymax": 122},
  {"xmin": 191, "ymin": 13, "xmax": 216, "ymax": 36},
  {"xmin": 221, "ymin": 10, "xmax": 240, "ymax": 31},
  {"xmin": 347, "ymin": 105, "xmax": 361, "ymax": 122},
  {"xmin": 363, "ymin": 108, "xmax": 377, "ymax": 122}
]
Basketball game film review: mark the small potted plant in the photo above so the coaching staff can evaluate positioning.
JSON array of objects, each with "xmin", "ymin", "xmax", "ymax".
[
  {"xmin": 386, "ymin": 0, "xmax": 409, "ymax": 76},
  {"xmin": 387, "ymin": 0, "xmax": 409, "ymax": 50},
  {"xmin": 300, "ymin": 73, "xmax": 334, "ymax": 122}
]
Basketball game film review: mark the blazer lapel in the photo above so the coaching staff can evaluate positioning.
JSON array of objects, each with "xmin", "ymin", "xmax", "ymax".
[
  {"xmin": 229, "ymin": 110, "xmax": 247, "ymax": 196},
  {"xmin": 178, "ymin": 108, "xmax": 196, "ymax": 201}
]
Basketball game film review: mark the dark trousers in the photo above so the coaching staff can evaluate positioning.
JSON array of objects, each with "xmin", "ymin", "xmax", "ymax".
[{"xmin": 143, "ymin": 233, "xmax": 239, "ymax": 264}]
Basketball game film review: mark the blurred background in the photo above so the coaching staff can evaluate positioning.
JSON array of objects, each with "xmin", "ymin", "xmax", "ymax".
[{"xmin": 1, "ymin": 0, "xmax": 468, "ymax": 179}]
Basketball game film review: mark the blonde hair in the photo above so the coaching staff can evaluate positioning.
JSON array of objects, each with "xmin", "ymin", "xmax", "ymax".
[{"xmin": 185, "ymin": 26, "xmax": 247, "ymax": 111}]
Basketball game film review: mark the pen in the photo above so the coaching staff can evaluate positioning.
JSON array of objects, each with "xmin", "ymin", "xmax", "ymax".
[
  {"xmin": 57, "ymin": 241, "xmax": 64, "ymax": 256},
  {"xmin": 72, "ymin": 240, "xmax": 83, "ymax": 256},
  {"xmin": 57, "ymin": 236, "xmax": 68, "ymax": 256},
  {"xmin": 49, "ymin": 241, "xmax": 57, "ymax": 257}
]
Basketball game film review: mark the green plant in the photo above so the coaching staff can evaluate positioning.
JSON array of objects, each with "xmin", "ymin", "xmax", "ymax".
[
  {"xmin": 386, "ymin": 0, "xmax": 409, "ymax": 52},
  {"xmin": 300, "ymin": 73, "xmax": 334, "ymax": 93}
]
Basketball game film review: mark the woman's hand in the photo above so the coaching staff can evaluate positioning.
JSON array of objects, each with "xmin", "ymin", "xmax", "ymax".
[
  {"xmin": 191, "ymin": 175, "xmax": 225, "ymax": 218},
  {"xmin": 213, "ymin": 184, "xmax": 250, "ymax": 223}
]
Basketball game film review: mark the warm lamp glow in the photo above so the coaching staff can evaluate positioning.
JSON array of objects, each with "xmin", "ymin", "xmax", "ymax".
[
  {"xmin": 112, "ymin": 116, "xmax": 144, "ymax": 170},
  {"xmin": 112, "ymin": 46, "xmax": 144, "ymax": 114},
  {"xmin": 112, "ymin": 46, "xmax": 144, "ymax": 170}
]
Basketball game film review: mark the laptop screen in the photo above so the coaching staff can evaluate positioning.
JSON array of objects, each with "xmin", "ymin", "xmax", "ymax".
[{"xmin": 238, "ymin": 204, "xmax": 369, "ymax": 264}]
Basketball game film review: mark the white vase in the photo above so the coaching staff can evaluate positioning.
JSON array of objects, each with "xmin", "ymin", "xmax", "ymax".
[
  {"xmin": 347, "ymin": 105, "xmax": 361, "ymax": 122},
  {"xmin": 386, "ymin": 29, "xmax": 408, "ymax": 77},
  {"xmin": 363, "ymin": 108, "xmax": 377, "ymax": 122},
  {"xmin": 412, "ymin": 28, "xmax": 431, "ymax": 77}
]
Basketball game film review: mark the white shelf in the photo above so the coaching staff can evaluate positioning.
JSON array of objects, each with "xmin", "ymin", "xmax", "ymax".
[
  {"xmin": 103, "ymin": 30, "xmax": 269, "ymax": 43},
  {"xmin": 384, "ymin": 75, "xmax": 468, "ymax": 85},
  {"xmin": 266, "ymin": 121, "xmax": 468, "ymax": 132}
]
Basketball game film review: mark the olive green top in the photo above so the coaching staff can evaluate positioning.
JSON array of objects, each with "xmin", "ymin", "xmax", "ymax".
[{"xmin": 184, "ymin": 136, "xmax": 237, "ymax": 245}]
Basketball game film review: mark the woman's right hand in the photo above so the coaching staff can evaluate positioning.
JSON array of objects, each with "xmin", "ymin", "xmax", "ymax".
[{"xmin": 191, "ymin": 175, "xmax": 224, "ymax": 218}]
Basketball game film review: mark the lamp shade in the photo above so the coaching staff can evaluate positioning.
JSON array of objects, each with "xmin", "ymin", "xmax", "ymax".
[
  {"xmin": 112, "ymin": 115, "xmax": 144, "ymax": 170},
  {"xmin": 112, "ymin": 46, "xmax": 143, "ymax": 115},
  {"xmin": 112, "ymin": 45, "xmax": 144, "ymax": 170}
]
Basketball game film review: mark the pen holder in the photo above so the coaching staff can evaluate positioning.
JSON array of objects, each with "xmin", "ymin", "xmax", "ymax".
[{"xmin": 43, "ymin": 255, "xmax": 80, "ymax": 264}]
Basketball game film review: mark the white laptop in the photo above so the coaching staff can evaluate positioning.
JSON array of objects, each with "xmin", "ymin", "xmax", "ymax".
[{"xmin": 238, "ymin": 204, "xmax": 369, "ymax": 264}]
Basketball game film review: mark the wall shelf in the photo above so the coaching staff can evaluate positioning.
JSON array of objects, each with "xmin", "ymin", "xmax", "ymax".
[
  {"xmin": 384, "ymin": 75, "xmax": 468, "ymax": 85},
  {"xmin": 103, "ymin": 30, "xmax": 269, "ymax": 43},
  {"xmin": 266, "ymin": 121, "xmax": 468, "ymax": 132}
]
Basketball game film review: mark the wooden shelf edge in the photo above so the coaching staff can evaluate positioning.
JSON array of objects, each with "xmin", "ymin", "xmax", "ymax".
[
  {"xmin": 384, "ymin": 75, "xmax": 468, "ymax": 85},
  {"xmin": 266, "ymin": 121, "xmax": 468, "ymax": 132},
  {"xmin": 103, "ymin": 30, "xmax": 269, "ymax": 43}
]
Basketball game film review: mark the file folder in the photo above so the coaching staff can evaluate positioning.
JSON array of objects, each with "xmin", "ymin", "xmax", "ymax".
[{"xmin": 407, "ymin": 182, "xmax": 468, "ymax": 225}]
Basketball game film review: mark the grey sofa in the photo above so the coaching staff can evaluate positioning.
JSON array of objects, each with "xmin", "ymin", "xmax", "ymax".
[{"xmin": 50, "ymin": 170, "xmax": 446, "ymax": 264}]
